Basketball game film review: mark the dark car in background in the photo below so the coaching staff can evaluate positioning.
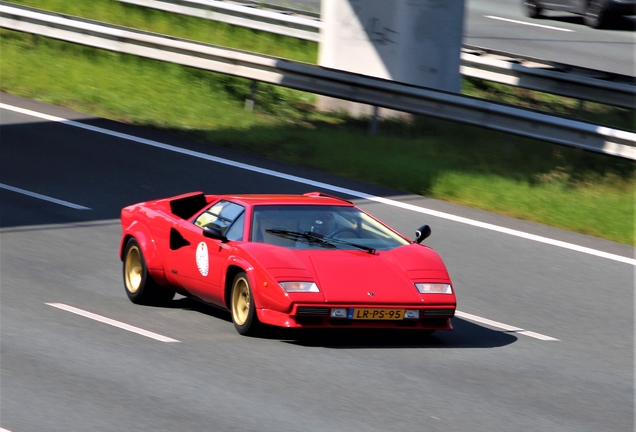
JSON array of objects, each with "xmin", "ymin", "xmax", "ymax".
[{"xmin": 523, "ymin": 0, "xmax": 636, "ymax": 28}]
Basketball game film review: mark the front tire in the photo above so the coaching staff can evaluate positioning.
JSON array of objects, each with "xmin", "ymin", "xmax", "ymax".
[
  {"xmin": 584, "ymin": 0, "xmax": 613, "ymax": 28},
  {"xmin": 231, "ymin": 272, "xmax": 260, "ymax": 336},
  {"xmin": 123, "ymin": 238, "xmax": 175, "ymax": 305},
  {"xmin": 523, "ymin": 0, "xmax": 542, "ymax": 18}
]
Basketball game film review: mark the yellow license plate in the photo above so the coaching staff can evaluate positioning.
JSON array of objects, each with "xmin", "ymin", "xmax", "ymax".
[{"xmin": 352, "ymin": 309, "xmax": 405, "ymax": 320}]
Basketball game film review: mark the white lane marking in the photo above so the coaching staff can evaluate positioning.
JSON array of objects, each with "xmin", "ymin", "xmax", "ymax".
[
  {"xmin": 1, "ymin": 428, "xmax": 14, "ymax": 432},
  {"xmin": 456, "ymin": 311, "xmax": 559, "ymax": 341},
  {"xmin": 47, "ymin": 303, "xmax": 180, "ymax": 343},
  {"xmin": 0, "ymin": 183, "xmax": 91, "ymax": 210},
  {"xmin": 485, "ymin": 15, "xmax": 575, "ymax": 32},
  {"xmin": 366, "ymin": 198, "xmax": 635, "ymax": 266},
  {"xmin": 2, "ymin": 103, "xmax": 633, "ymax": 267}
]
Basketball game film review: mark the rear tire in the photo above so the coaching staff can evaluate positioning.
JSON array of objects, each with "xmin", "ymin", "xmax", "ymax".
[
  {"xmin": 123, "ymin": 238, "xmax": 175, "ymax": 305},
  {"xmin": 230, "ymin": 272, "xmax": 261, "ymax": 336},
  {"xmin": 523, "ymin": 0, "xmax": 542, "ymax": 18}
]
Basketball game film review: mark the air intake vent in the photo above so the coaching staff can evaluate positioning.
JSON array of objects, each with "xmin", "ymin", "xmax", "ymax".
[
  {"xmin": 423, "ymin": 309, "xmax": 455, "ymax": 317},
  {"xmin": 297, "ymin": 307, "xmax": 330, "ymax": 315}
]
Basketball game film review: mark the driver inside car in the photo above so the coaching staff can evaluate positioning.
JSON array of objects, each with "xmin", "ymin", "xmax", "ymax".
[
  {"xmin": 255, "ymin": 211, "xmax": 295, "ymax": 246},
  {"xmin": 309, "ymin": 211, "xmax": 336, "ymax": 236}
]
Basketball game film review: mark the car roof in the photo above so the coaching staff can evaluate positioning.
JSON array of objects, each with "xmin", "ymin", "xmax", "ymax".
[{"xmin": 220, "ymin": 192, "xmax": 354, "ymax": 207}]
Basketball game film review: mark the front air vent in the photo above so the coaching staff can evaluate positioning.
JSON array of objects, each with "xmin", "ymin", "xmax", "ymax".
[
  {"xmin": 297, "ymin": 307, "xmax": 330, "ymax": 316},
  {"xmin": 423, "ymin": 309, "xmax": 455, "ymax": 317}
]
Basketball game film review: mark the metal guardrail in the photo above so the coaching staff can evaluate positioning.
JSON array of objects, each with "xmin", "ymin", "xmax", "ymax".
[
  {"xmin": 459, "ymin": 50, "xmax": 635, "ymax": 110},
  {"xmin": 116, "ymin": 0, "xmax": 636, "ymax": 109},
  {"xmin": 1, "ymin": 2, "xmax": 634, "ymax": 160},
  {"xmin": 119, "ymin": 0, "xmax": 321, "ymax": 41}
]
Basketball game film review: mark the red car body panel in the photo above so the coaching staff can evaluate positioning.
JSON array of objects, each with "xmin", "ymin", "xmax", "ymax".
[{"xmin": 120, "ymin": 192, "xmax": 457, "ymax": 330}]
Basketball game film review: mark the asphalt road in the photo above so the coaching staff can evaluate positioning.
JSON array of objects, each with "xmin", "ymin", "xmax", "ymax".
[{"xmin": 1, "ymin": 93, "xmax": 633, "ymax": 432}]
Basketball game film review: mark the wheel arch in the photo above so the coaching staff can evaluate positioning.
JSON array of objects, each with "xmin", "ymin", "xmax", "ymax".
[
  {"xmin": 224, "ymin": 264, "xmax": 247, "ymax": 310},
  {"xmin": 223, "ymin": 260, "xmax": 266, "ymax": 311},
  {"xmin": 120, "ymin": 221, "xmax": 167, "ymax": 285}
]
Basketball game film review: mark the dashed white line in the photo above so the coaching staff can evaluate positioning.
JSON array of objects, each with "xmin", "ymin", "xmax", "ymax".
[
  {"xmin": 47, "ymin": 303, "xmax": 180, "ymax": 342},
  {"xmin": 456, "ymin": 311, "xmax": 559, "ymax": 341},
  {"xmin": 0, "ymin": 183, "xmax": 91, "ymax": 210},
  {"xmin": 485, "ymin": 15, "xmax": 575, "ymax": 32},
  {"xmin": 46, "ymin": 302, "xmax": 556, "ymax": 342},
  {"xmin": 1, "ymin": 103, "xmax": 632, "ymax": 266},
  {"xmin": 0, "ymin": 102, "xmax": 627, "ymax": 343}
]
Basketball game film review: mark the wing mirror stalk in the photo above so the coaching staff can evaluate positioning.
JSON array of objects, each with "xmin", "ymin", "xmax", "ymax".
[{"xmin": 414, "ymin": 224, "xmax": 431, "ymax": 244}]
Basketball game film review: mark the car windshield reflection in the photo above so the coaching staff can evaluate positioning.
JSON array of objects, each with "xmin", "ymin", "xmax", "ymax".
[{"xmin": 251, "ymin": 205, "xmax": 409, "ymax": 251}]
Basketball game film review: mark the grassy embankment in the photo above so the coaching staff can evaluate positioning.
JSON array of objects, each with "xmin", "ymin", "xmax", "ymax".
[{"xmin": 1, "ymin": 0, "xmax": 634, "ymax": 244}]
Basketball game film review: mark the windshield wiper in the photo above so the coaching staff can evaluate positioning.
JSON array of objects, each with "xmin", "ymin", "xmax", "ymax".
[
  {"xmin": 265, "ymin": 229, "xmax": 335, "ymax": 248},
  {"xmin": 316, "ymin": 234, "xmax": 376, "ymax": 254},
  {"xmin": 266, "ymin": 229, "xmax": 375, "ymax": 254}
]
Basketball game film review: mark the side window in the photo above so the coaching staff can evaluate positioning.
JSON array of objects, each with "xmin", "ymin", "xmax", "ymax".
[
  {"xmin": 225, "ymin": 213, "xmax": 245, "ymax": 241},
  {"xmin": 194, "ymin": 200, "xmax": 245, "ymax": 240}
]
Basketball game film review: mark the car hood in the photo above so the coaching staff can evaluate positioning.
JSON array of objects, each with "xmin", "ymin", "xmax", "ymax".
[{"xmin": 243, "ymin": 243, "xmax": 450, "ymax": 304}]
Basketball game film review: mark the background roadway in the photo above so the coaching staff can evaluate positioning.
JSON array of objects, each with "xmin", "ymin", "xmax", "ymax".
[
  {"xmin": 464, "ymin": 0, "xmax": 635, "ymax": 76},
  {"xmin": 0, "ymin": 93, "xmax": 633, "ymax": 431},
  {"xmin": 263, "ymin": 0, "xmax": 635, "ymax": 76}
]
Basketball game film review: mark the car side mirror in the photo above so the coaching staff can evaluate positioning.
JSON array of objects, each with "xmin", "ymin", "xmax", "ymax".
[
  {"xmin": 202, "ymin": 225, "xmax": 227, "ymax": 242},
  {"xmin": 414, "ymin": 224, "xmax": 431, "ymax": 244}
]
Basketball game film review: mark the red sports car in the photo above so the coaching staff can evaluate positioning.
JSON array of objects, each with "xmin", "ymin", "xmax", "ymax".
[{"xmin": 120, "ymin": 192, "xmax": 456, "ymax": 335}]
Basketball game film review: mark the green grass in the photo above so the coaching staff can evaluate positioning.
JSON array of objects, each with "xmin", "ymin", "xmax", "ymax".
[
  {"xmin": 8, "ymin": 0, "xmax": 634, "ymax": 131},
  {"xmin": 6, "ymin": 0, "xmax": 318, "ymax": 63},
  {"xmin": 463, "ymin": 78, "xmax": 635, "ymax": 131},
  {"xmin": 0, "ymin": 23, "xmax": 633, "ymax": 245},
  {"xmin": 0, "ymin": 29, "xmax": 313, "ymax": 128}
]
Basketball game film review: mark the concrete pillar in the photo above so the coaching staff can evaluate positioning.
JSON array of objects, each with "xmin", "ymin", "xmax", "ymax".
[{"xmin": 318, "ymin": 0, "xmax": 466, "ymax": 116}]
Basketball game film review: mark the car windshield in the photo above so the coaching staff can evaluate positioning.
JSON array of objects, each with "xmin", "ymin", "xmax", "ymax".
[{"xmin": 251, "ymin": 205, "xmax": 409, "ymax": 251}]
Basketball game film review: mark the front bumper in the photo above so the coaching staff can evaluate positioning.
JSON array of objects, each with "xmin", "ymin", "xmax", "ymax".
[{"xmin": 257, "ymin": 305, "xmax": 455, "ymax": 330}]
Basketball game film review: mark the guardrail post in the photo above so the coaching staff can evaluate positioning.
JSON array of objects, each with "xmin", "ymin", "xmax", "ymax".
[
  {"xmin": 369, "ymin": 106, "xmax": 379, "ymax": 134},
  {"xmin": 576, "ymin": 99, "xmax": 586, "ymax": 116},
  {"xmin": 245, "ymin": 80, "xmax": 258, "ymax": 111}
]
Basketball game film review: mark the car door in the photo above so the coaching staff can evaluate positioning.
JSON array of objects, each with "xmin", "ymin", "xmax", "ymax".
[
  {"xmin": 166, "ymin": 200, "xmax": 246, "ymax": 305},
  {"xmin": 572, "ymin": 0, "xmax": 589, "ymax": 14}
]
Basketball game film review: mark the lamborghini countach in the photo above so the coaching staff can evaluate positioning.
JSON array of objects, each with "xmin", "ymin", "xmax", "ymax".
[{"xmin": 120, "ymin": 192, "xmax": 456, "ymax": 335}]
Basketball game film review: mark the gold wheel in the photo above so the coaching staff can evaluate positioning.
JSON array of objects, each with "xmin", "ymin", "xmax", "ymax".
[
  {"xmin": 232, "ymin": 276, "xmax": 251, "ymax": 326},
  {"xmin": 125, "ymin": 245, "xmax": 142, "ymax": 294},
  {"xmin": 123, "ymin": 238, "xmax": 175, "ymax": 305}
]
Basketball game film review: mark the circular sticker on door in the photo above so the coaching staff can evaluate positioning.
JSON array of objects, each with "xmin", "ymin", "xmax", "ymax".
[{"xmin": 196, "ymin": 242, "xmax": 209, "ymax": 276}]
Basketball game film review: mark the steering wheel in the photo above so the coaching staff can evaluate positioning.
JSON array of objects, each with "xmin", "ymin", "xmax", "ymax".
[{"xmin": 327, "ymin": 228, "xmax": 358, "ymax": 238}]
